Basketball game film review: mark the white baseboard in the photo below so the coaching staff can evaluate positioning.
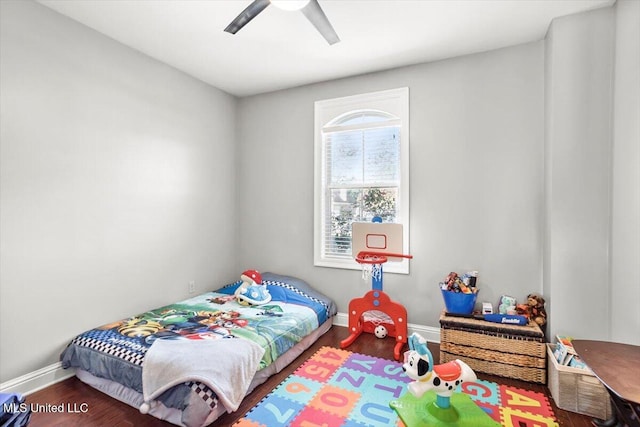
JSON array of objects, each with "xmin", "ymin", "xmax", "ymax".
[
  {"xmin": 0, "ymin": 362, "xmax": 75, "ymax": 396},
  {"xmin": 2, "ymin": 316, "xmax": 438, "ymax": 396},
  {"xmin": 333, "ymin": 312, "xmax": 441, "ymax": 343}
]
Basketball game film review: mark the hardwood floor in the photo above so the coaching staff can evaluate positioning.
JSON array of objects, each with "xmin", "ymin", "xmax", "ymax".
[{"xmin": 25, "ymin": 326, "xmax": 597, "ymax": 426}]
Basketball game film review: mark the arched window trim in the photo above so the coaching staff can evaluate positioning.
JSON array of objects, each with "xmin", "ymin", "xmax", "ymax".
[{"xmin": 324, "ymin": 109, "xmax": 399, "ymax": 131}]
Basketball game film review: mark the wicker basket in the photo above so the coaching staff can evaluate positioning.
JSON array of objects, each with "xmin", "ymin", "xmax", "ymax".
[
  {"xmin": 439, "ymin": 311, "xmax": 546, "ymax": 384},
  {"xmin": 547, "ymin": 344, "xmax": 612, "ymax": 419}
]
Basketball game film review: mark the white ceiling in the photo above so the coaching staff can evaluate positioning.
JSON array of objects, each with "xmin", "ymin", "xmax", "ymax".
[{"xmin": 37, "ymin": 0, "xmax": 614, "ymax": 97}]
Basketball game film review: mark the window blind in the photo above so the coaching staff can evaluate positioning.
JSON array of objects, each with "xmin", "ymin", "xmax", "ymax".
[{"xmin": 321, "ymin": 123, "xmax": 401, "ymax": 259}]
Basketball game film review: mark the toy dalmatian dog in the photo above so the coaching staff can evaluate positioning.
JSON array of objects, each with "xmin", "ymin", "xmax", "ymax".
[{"xmin": 403, "ymin": 333, "xmax": 477, "ymax": 400}]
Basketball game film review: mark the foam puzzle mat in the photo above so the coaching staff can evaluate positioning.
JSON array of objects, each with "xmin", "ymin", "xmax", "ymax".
[{"xmin": 234, "ymin": 346, "xmax": 558, "ymax": 427}]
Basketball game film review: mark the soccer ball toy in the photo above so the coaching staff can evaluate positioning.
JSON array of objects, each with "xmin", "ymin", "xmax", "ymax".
[{"xmin": 374, "ymin": 325, "xmax": 388, "ymax": 339}]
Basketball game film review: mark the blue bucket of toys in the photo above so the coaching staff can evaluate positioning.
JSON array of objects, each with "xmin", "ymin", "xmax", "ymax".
[{"xmin": 441, "ymin": 289, "xmax": 478, "ymax": 315}]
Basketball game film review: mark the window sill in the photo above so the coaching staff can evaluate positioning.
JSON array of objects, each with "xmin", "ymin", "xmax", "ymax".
[{"xmin": 314, "ymin": 258, "xmax": 409, "ymax": 275}]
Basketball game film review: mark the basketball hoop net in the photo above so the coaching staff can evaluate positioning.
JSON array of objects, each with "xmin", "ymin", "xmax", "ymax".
[
  {"xmin": 361, "ymin": 262, "xmax": 384, "ymax": 282},
  {"xmin": 356, "ymin": 251, "xmax": 413, "ymax": 282},
  {"xmin": 356, "ymin": 252, "xmax": 387, "ymax": 282}
]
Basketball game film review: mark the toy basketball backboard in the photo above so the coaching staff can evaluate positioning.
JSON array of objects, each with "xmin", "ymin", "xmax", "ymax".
[{"xmin": 352, "ymin": 222, "xmax": 404, "ymax": 262}]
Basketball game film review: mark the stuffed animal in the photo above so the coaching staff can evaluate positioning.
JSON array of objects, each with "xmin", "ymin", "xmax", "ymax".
[
  {"xmin": 498, "ymin": 295, "xmax": 517, "ymax": 315},
  {"xmin": 516, "ymin": 293, "xmax": 547, "ymax": 326},
  {"xmin": 235, "ymin": 269, "xmax": 272, "ymax": 306}
]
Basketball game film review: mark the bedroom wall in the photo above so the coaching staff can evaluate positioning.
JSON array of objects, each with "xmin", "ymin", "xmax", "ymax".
[
  {"xmin": 236, "ymin": 42, "xmax": 545, "ymax": 332},
  {"xmin": 543, "ymin": 3, "xmax": 640, "ymax": 345},
  {"xmin": 0, "ymin": 0, "xmax": 239, "ymax": 383},
  {"xmin": 610, "ymin": 0, "xmax": 640, "ymax": 345},
  {"xmin": 543, "ymin": 7, "xmax": 615, "ymax": 341}
]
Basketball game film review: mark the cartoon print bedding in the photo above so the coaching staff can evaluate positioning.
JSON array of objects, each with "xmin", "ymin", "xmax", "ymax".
[{"xmin": 60, "ymin": 272, "xmax": 336, "ymax": 426}]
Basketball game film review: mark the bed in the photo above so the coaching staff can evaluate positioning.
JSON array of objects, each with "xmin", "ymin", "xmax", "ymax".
[{"xmin": 60, "ymin": 272, "xmax": 337, "ymax": 427}]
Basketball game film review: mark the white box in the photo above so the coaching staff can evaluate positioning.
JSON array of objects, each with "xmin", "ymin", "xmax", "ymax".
[
  {"xmin": 482, "ymin": 302, "xmax": 493, "ymax": 314},
  {"xmin": 547, "ymin": 344, "xmax": 612, "ymax": 420}
]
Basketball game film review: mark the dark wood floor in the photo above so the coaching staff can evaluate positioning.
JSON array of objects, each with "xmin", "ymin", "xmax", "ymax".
[{"xmin": 26, "ymin": 325, "xmax": 597, "ymax": 426}]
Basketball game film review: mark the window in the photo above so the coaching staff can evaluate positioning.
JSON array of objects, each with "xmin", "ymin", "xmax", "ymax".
[{"xmin": 314, "ymin": 88, "xmax": 410, "ymax": 273}]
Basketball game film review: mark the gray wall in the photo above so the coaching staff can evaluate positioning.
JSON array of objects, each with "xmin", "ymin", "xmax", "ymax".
[
  {"xmin": 0, "ymin": 0, "xmax": 239, "ymax": 382},
  {"xmin": 611, "ymin": 0, "xmax": 640, "ymax": 345},
  {"xmin": 237, "ymin": 42, "xmax": 545, "ymax": 329},
  {"xmin": 544, "ymin": 2, "xmax": 640, "ymax": 344},
  {"xmin": 544, "ymin": 7, "xmax": 615, "ymax": 340}
]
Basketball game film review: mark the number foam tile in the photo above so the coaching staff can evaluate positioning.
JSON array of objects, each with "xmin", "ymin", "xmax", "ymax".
[
  {"xmin": 242, "ymin": 393, "xmax": 304, "ymax": 427},
  {"xmin": 307, "ymin": 383, "xmax": 361, "ymax": 417},
  {"xmin": 310, "ymin": 346, "xmax": 353, "ymax": 366},
  {"xmin": 294, "ymin": 358, "xmax": 340, "ymax": 382},
  {"xmin": 289, "ymin": 405, "xmax": 347, "ymax": 427},
  {"xmin": 271, "ymin": 375, "xmax": 323, "ymax": 405}
]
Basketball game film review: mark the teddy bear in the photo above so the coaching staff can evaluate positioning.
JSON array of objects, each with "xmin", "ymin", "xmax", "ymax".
[
  {"xmin": 498, "ymin": 295, "xmax": 517, "ymax": 315},
  {"xmin": 516, "ymin": 293, "xmax": 547, "ymax": 326}
]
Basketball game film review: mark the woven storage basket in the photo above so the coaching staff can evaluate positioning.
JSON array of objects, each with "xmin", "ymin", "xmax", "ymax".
[
  {"xmin": 439, "ymin": 311, "xmax": 546, "ymax": 384},
  {"xmin": 547, "ymin": 344, "xmax": 612, "ymax": 419}
]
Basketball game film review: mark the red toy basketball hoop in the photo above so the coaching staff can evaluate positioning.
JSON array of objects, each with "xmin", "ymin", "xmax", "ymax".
[{"xmin": 341, "ymin": 250, "xmax": 414, "ymax": 361}]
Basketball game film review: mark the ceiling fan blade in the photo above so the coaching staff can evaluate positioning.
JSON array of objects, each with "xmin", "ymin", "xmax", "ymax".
[
  {"xmin": 224, "ymin": 0, "xmax": 271, "ymax": 34},
  {"xmin": 301, "ymin": 0, "xmax": 340, "ymax": 45}
]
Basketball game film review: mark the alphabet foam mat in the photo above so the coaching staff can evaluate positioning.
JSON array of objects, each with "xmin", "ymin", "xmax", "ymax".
[{"xmin": 234, "ymin": 346, "xmax": 558, "ymax": 427}]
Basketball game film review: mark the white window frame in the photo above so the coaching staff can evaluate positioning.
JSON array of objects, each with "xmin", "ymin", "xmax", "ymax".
[{"xmin": 314, "ymin": 87, "xmax": 410, "ymax": 274}]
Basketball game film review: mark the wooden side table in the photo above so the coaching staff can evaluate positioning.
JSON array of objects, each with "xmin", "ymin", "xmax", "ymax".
[{"xmin": 572, "ymin": 340, "xmax": 640, "ymax": 427}]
